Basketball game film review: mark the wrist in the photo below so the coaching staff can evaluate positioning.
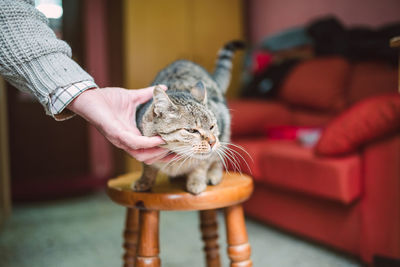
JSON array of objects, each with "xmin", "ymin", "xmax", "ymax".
[
  {"xmin": 50, "ymin": 81, "xmax": 97, "ymax": 121},
  {"xmin": 66, "ymin": 86, "xmax": 98, "ymax": 113}
]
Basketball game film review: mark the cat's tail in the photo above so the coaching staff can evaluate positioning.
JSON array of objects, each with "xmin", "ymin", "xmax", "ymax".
[{"xmin": 213, "ymin": 40, "xmax": 245, "ymax": 94}]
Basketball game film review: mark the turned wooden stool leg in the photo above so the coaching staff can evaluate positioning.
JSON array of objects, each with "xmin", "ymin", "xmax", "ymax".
[
  {"xmin": 123, "ymin": 208, "xmax": 140, "ymax": 267},
  {"xmin": 199, "ymin": 209, "xmax": 221, "ymax": 267},
  {"xmin": 135, "ymin": 210, "xmax": 161, "ymax": 267},
  {"xmin": 224, "ymin": 204, "xmax": 252, "ymax": 267}
]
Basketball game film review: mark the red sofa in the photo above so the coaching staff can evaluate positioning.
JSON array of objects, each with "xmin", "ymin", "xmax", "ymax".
[{"xmin": 229, "ymin": 57, "xmax": 400, "ymax": 264}]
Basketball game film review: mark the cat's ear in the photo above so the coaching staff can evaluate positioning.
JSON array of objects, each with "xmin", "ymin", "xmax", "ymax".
[
  {"xmin": 191, "ymin": 81, "xmax": 207, "ymax": 105},
  {"xmin": 153, "ymin": 86, "xmax": 176, "ymax": 117}
]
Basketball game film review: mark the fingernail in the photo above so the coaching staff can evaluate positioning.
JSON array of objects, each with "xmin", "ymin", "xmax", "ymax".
[
  {"xmin": 153, "ymin": 136, "xmax": 165, "ymax": 144},
  {"xmin": 158, "ymin": 84, "xmax": 168, "ymax": 90}
]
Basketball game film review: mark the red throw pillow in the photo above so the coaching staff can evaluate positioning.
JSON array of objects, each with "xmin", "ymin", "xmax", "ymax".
[
  {"xmin": 279, "ymin": 57, "xmax": 350, "ymax": 111},
  {"xmin": 315, "ymin": 94, "xmax": 400, "ymax": 156}
]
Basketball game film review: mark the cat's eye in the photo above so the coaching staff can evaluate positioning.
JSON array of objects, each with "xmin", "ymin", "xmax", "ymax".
[
  {"xmin": 210, "ymin": 125, "xmax": 215, "ymax": 130},
  {"xmin": 185, "ymin": 128, "xmax": 198, "ymax": 134}
]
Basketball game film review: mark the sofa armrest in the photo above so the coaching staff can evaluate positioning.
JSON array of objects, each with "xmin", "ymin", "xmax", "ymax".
[
  {"xmin": 228, "ymin": 100, "xmax": 291, "ymax": 137},
  {"xmin": 360, "ymin": 135, "xmax": 400, "ymax": 261}
]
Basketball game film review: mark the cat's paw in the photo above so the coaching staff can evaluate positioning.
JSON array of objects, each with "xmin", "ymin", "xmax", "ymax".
[
  {"xmin": 186, "ymin": 179, "xmax": 207, "ymax": 195},
  {"xmin": 132, "ymin": 179, "xmax": 153, "ymax": 192},
  {"xmin": 207, "ymin": 169, "xmax": 223, "ymax": 185},
  {"xmin": 207, "ymin": 174, "xmax": 222, "ymax": 185}
]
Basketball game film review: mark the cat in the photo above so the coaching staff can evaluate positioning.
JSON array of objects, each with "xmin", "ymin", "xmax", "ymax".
[{"xmin": 133, "ymin": 40, "xmax": 245, "ymax": 195}]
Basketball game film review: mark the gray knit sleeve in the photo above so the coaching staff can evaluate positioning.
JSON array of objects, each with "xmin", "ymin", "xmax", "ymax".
[{"xmin": 0, "ymin": 0, "xmax": 97, "ymax": 117}]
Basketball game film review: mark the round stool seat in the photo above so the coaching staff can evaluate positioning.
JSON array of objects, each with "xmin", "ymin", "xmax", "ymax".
[{"xmin": 107, "ymin": 172, "xmax": 253, "ymax": 211}]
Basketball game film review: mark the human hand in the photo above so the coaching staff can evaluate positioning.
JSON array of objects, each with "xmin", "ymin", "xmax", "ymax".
[{"xmin": 67, "ymin": 86, "xmax": 169, "ymax": 164}]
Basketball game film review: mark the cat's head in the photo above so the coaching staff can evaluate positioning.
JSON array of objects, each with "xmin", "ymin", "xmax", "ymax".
[{"xmin": 144, "ymin": 83, "xmax": 220, "ymax": 160}]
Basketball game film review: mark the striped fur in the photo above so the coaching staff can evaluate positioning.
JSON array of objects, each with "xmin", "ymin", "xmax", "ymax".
[
  {"xmin": 213, "ymin": 40, "xmax": 245, "ymax": 93},
  {"xmin": 134, "ymin": 41, "xmax": 244, "ymax": 194}
]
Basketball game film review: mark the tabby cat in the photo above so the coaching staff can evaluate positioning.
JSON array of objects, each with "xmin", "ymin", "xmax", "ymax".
[{"xmin": 133, "ymin": 41, "xmax": 244, "ymax": 194}]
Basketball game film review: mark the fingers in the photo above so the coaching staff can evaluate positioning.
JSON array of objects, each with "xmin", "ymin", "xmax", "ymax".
[
  {"xmin": 106, "ymin": 128, "xmax": 166, "ymax": 163},
  {"xmin": 128, "ymin": 147, "xmax": 170, "ymax": 164},
  {"xmin": 125, "ymin": 134, "xmax": 165, "ymax": 149},
  {"xmin": 133, "ymin": 84, "xmax": 168, "ymax": 104},
  {"xmin": 108, "ymin": 130, "xmax": 172, "ymax": 164},
  {"xmin": 156, "ymin": 153, "xmax": 177, "ymax": 162}
]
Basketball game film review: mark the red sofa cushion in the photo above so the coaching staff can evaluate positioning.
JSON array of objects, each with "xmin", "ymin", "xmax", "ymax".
[
  {"xmin": 279, "ymin": 57, "xmax": 350, "ymax": 111},
  {"xmin": 316, "ymin": 94, "xmax": 400, "ymax": 156},
  {"xmin": 347, "ymin": 62, "xmax": 397, "ymax": 105},
  {"xmin": 290, "ymin": 108, "xmax": 334, "ymax": 127},
  {"xmin": 258, "ymin": 141, "xmax": 362, "ymax": 204},
  {"xmin": 228, "ymin": 100, "xmax": 291, "ymax": 137}
]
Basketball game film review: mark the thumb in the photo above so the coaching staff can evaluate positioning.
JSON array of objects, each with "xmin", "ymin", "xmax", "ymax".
[{"xmin": 134, "ymin": 84, "xmax": 168, "ymax": 104}]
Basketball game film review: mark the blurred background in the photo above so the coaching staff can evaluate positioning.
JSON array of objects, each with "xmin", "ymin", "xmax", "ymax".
[{"xmin": 1, "ymin": 0, "xmax": 400, "ymax": 266}]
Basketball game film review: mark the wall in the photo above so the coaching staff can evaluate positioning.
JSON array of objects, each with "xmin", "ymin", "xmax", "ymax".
[
  {"xmin": 248, "ymin": 0, "xmax": 400, "ymax": 43},
  {"xmin": 0, "ymin": 78, "xmax": 11, "ymax": 224}
]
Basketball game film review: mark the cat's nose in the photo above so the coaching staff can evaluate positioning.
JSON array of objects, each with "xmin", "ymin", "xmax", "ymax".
[
  {"xmin": 209, "ymin": 140, "xmax": 215, "ymax": 147},
  {"xmin": 208, "ymin": 136, "xmax": 216, "ymax": 148}
]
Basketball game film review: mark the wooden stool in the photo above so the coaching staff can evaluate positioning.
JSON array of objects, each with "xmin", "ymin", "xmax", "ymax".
[{"xmin": 107, "ymin": 172, "xmax": 254, "ymax": 267}]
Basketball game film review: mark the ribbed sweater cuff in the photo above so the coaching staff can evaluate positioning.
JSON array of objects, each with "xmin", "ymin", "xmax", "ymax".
[{"xmin": 15, "ymin": 52, "xmax": 97, "ymax": 117}]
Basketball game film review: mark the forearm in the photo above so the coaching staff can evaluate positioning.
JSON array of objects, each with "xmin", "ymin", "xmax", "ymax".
[{"xmin": 0, "ymin": 0, "xmax": 97, "ymax": 119}]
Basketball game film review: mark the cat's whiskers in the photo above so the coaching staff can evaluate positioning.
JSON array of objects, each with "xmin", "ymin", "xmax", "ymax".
[
  {"xmin": 160, "ymin": 148, "xmax": 187, "ymax": 170},
  {"xmin": 219, "ymin": 146, "xmax": 242, "ymax": 174},
  {"xmin": 215, "ymin": 149, "xmax": 230, "ymax": 175},
  {"xmin": 220, "ymin": 142, "xmax": 254, "ymax": 163},
  {"xmin": 215, "ymin": 145, "xmax": 236, "ymax": 173},
  {"xmin": 172, "ymin": 145, "xmax": 195, "ymax": 155},
  {"xmin": 164, "ymin": 152, "xmax": 193, "ymax": 173},
  {"xmin": 217, "ymin": 142, "xmax": 252, "ymax": 174},
  {"xmin": 160, "ymin": 155, "xmax": 184, "ymax": 172},
  {"xmin": 160, "ymin": 146, "xmax": 193, "ymax": 171},
  {"xmin": 176, "ymin": 150, "xmax": 195, "ymax": 170},
  {"xmin": 223, "ymin": 146, "xmax": 251, "ymax": 175},
  {"xmin": 164, "ymin": 145, "xmax": 191, "ymax": 157}
]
